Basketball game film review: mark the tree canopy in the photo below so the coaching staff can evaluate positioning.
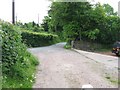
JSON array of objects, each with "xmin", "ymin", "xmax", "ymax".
[{"xmin": 41, "ymin": 2, "xmax": 120, "ymax": 45}]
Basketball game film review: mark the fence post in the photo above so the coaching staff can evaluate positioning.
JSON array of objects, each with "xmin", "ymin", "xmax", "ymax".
[{"xmin": 71, "ymin": 40, "xmax": 74, "ymax": 48}]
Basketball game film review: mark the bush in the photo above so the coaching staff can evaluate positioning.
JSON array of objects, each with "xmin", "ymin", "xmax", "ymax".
[
  {"xmin": 0, "ymin": 21, "xmax": 39, "ymax": 88},
  {"xmin": 21, "ymin": 30, "xmax": 59, "ymax": 47}
]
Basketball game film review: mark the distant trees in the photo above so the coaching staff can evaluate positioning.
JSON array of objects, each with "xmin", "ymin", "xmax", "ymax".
[
  {"xmin": 16, "ymin": 21, "xmax": 44, "ymax": 32},
  {"xmin": 41, "ymin": 16, "xmax": 50, "ymax": 32}
]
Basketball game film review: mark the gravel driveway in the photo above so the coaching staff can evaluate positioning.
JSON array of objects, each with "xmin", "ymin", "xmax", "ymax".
[{"xmin": 28, "ymin": 43, "xmax": 118, "ymax": 88}]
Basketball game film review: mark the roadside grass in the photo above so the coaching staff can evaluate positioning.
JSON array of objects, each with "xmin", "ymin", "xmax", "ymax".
[
  {"xmin": 95, "ymin": 48, "xmax": 111, "ymax": 52},
  {"xmin": 95, "ymin": 44, "xmax": 111, "ymax": 52},
  {"xmin": 64, "ymin": 44, "xmax": 71, "ymax": 49},
  {"xmin": 119, "ymin": 80, "xmax": 120, "ymax": 85},
  {"xmin": 105, "ymin": 75, "xmax": 119, "ymax": 86},
  {"xmin": 92, "ymin": 42, "xmax": 112, "ymax": 53},
  {"xmin": 2, "ymin": 52, "xmax": 39, "ymax": 88},
  {"xmin": 93, "ymin": 45, "xmax": 113, "ymax": 56}
]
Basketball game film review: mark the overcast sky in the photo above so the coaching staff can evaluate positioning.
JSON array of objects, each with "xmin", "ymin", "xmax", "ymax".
[{"xmin": 0, "ymin": 0, "xmax": 120, "ymax": 24}]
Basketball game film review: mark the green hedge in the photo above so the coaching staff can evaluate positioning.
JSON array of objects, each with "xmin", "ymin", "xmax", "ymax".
[
  {"xmin": 0, "ymin": 21, "xmax": 39, "ymax": 88},
  {"xmin": 21, "ymin": 30, "xmax": 59, "ymax": 47}
]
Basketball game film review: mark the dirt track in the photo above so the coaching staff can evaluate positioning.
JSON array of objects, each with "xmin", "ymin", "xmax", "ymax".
[{"xmin": 28, "ymin": 43, "xmax": 118, "ymax": 88}]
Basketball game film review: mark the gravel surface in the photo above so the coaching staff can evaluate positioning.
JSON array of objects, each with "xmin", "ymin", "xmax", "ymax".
[{"xmin": 28, "ymin": 43, "xmax": 118, "ymax": 88}]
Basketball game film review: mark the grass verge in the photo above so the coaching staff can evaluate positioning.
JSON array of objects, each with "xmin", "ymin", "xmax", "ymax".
[
  {"xmin": 105, "ymin": 75, "xmax": 119, "ymax": 86},
  {"xmin": 64, "ymin": 44, "xmax": 71, "ymax": 49},
  {"xmin": 2, "ymin": 52, "xmax": 39, "ymax": 88}
]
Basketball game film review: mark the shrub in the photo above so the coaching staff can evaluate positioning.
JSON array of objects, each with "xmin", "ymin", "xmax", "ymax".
[
  {"xmin": 0, "ymin": 21, "xmax": 39, "ymax": 88},
  {"xmin": 21, "ymin": 30, "xmax": 59, "ymax": 47}
]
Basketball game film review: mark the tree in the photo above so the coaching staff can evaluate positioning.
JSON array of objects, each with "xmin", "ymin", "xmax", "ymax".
[
  {"xmin": 41, "ymin": 16, "xmax": 51, "ymax": 32},
  {"xmin": 49, "ymin": 2, "xmax": 92, "ymax": 42},
  {"xmin": 102, "ymin": 4, "xmax": 117, "ymax": 16},
  {"xmin": 46, "ymin": 2, "xmax": 120, "ymax": 45}
]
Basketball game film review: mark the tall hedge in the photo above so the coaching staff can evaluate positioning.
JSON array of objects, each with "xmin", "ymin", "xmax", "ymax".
[
  {"xmin": 0, "ymin": 21, "xmax": 38, "ymax": 88},
  {"xmin": 21, "ymin": 30, "xmax": 59, "ymax": 47},
  {"xmin": 1, "ymin": 22, "xmax": 23, "ymax": 75}
]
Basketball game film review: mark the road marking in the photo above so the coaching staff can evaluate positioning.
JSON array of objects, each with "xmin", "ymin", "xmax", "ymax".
[{"xmin": 82, "ymin": 84, "xmax": 93, "ymax": 89}]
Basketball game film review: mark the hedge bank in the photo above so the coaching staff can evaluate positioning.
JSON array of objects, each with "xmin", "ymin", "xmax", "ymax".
[
  {"xmin": 21, "ymin": 30, "xmax": 59, "ymax": 47},
  {"xmin": 0, "ymin": 21, "xmax": 38, "ymax": 88}
]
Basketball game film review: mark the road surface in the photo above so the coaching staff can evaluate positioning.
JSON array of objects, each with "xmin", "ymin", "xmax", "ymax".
[{"xmin": 28, "ymin": 43, "xmax": 119, "ymax": 88}]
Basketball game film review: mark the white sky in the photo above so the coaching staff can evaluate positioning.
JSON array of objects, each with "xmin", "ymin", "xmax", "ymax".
[{"xmin": 0, "ymin": 0, "xmax": 120, "ymax": 24}]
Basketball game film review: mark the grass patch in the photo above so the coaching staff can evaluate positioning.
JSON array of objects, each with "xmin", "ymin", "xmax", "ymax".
[
  {"xmin": 95, "ymin": 44, "xmax": 112, "ymax": 52},
  {"xmin": 73, "ymin": 40, "xmax": 112, "ymax": 53},
  {"xmin": 2, "ymin": 52, "xmax": 39, "ymax": 88},
  {"xmin": 64, "ymin": 44, "xmax": 71, "ymax": 49},
  {"xmin": 96, "ymin": 48, "xmax": 111, "ymax": 52},
  {"xmin": 110, "ymin": 79, "xmax": 118, "ymax": 83},
  {"xmin": 105, "ymin": 75, "xmax": 119, "ymax": 85},
  {"xmin": 118, "ymin": 80, "xmax": 120, "ymax": 85}
]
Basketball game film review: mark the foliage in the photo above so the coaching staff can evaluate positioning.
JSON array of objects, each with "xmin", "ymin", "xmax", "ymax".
[
  {"xmin": 102, "ymin": 4, "xmax": 117, "ymax": 16},
  {"xmin": 21, "ymin": 30, "xmax": 59, "ymax": 47},
  {"xmin": 41, "ymin": 16, "xmax": 51, "ymax": 32},
  {"xmin": 17, "ymin": 21, "xmax": 44, "ymax": 33},
  {"xmin": 63, "ymin": 22, "xmax": 79, "ymax": 40},
  {"xmin": 64, "ymin": 44, "xmax": 71, "ymax": 49},
  {"xmin": 0, "ymin": 21, "xmax": 39, "ymax": 88},
  {"xmin": 84, "ymin": 29, "xmax": 100, "ymax": 40},
  {"xmin": 47, "ymin": 2, "xmax": 120, "ymax": 45},
  {"xmin": 48, "ymin": 2, "xmax": 92, "ymax": 42}
]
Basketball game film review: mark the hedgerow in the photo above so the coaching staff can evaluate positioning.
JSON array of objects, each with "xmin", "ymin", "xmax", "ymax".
[
  {"xmin": 0, "ymin": 21, "xmax": 39, "ymax": 88},
  {"xmin": 21, "ymin": 30, "xmax": 59, "ymax": 47}
]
